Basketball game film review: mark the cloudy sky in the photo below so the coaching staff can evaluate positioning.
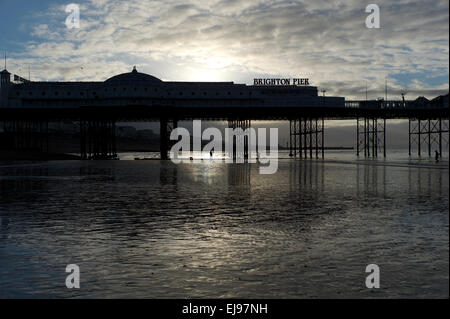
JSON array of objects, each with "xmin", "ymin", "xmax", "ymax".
[{"xmin": 0, "ymin": 0, "xmax": 448, "ymax": 100}]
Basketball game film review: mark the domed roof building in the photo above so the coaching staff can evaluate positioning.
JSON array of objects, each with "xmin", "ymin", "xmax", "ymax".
[{"xmin": 104, "ymin": 66, "xmax": 162, "ymax": 85}]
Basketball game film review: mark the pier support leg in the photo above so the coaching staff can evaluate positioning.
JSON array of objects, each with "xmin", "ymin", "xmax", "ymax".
[
  {"xmin": 357, "ymin": 117, "xmax": 360, "ymax": 156},
  {"xmin": 409, "ymin": 118, "xmax": 449, "ymax": 157},
  {"xmin": 2, "ymin": 120, "xmax": 48, "ymax": 153},
  {"xmin": 289, "ymin": 118, "xmax": 324, "ymax": 159},
  {"xmin": 357, "ymin": 117, "xmax": 386, "ymax": 158},
  {"xmin": 159, "ymin": 118, "xmax": 178, "ymax": 160},
  {"xmin": 80, "ymin": 119, "xmax": 117, "ymax": 160},
  {"xmin": 160, "ymin": 118, "xmax": 168, "ymax": 160},
  {"xmin": 228, "ymin": 119, "xmax": 251, "ymax": 161},
  {"xmin": 409, "ymin": 119, "xmax": 411, "ymax": 156}
]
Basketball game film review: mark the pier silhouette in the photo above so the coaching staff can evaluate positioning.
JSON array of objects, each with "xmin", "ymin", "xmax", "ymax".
[{"xmin": 1, "ymin": 67, "xmax": 448, "ymax": 160}]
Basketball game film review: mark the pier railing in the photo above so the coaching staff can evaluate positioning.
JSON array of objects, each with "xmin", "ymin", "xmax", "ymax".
[{"xmin": 345, "ymin": 100, "xmax": 448, "ymax": 109}]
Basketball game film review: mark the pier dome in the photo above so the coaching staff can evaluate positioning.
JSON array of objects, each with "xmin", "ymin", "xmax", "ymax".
[{"xmin": 105, "ymin": 66, "xmax": 162, "ymax": 84}]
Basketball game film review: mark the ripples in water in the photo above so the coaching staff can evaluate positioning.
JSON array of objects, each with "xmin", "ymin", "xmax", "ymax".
[{"xmin": 0, "ymin": 157, "xmax": 448, "ymax": 298}]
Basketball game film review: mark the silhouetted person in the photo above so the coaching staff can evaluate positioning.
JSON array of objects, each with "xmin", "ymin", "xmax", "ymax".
[{"xmin": 435, "ymin": 150, "xmax": 440, "ymax": 163}]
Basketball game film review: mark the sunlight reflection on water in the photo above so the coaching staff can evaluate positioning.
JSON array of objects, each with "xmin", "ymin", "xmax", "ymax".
[{"xmin": 0, "ymin": 152, "xmax": 448, "ymax": 298}]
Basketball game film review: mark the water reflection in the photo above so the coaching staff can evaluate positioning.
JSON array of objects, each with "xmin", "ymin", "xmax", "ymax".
[
  {"xmin": 408, "ymin": 165, "xmax": 444, "ymax": 199},
  {"xmin": 0, "ymin": 165, "xmax": 49, "ymax": 203},
  {"xmin": 0, "ymin": 159, "xmax": 448, "ymax": 298},
  {"xmin": 289, "ymin": 159, "xmax": 325, "ymax": 191},
  {"xmin": 79, "ymin": 165, "xmax": 116, "ymax": 182},
  {"xmin": 355, "ymin": 161, "xmax": 387, "ymax": 198},
  {"xmin": 227, "ymin": 164, "xmax": 251, "ymax": 186},
  {"xmin": 159, "ymin": 162, "xmax": 178, "ymax": 186}
]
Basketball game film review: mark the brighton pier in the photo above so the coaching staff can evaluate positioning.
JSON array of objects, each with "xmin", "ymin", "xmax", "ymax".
[{"xmin": 0, "ymin": 66, "xmax": 448, "ymax": 160}]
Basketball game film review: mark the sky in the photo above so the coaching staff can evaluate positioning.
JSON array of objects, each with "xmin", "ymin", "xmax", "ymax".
[
  {"xmin": 0, "ymin": 0, "xmax": 448, "ymax": 148},
  {"xmin": 0, "ymin": 0, "xmax": 448, "ymax": 101}
]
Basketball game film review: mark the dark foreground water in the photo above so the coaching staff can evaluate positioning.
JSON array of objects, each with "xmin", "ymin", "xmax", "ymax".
[{"xmin": 0, "ymin": 151, "xmax": 448, "ymax": 298}]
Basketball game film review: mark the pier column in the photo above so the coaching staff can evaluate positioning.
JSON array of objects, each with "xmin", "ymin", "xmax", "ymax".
[
  {"xmin": 418, "ymin": 119, "xmax": 421, "ymax": 156},
  {"xmin": 356, "ymin": 117, "xmax": 386, "ymax": 158},
  {"xmin": 160, "ymin": 117, "xmax": 178, "ymax": 160},
  {"xmin": 160, "ymin": 118, "xmax": 169, "ymax": 160},
  {"xmin": 2, "ymin": 120, "xmax": 48, "ymax": 153},
  {"xmin": 227, "ymin": 119, "xmax": 251, "ymax": 161},
  {"xmin": 409, "ymin": 118, "xmax": 449, "ymax": 157},
  {"xmin": 439, "ymin": 118, "xmax": 442, "ymax": 157},
  {"xmin": 428, "ymin": 119, "xmax": 432, "ymax": 157},
  {"xmin": 80, "ymin": 119, "xmax": 117, "ymax": 160},
  {"xmin": 289, "ymin": 121, "xmax": 293, "ymax": 157},
  {"xmin": 289, "ymin": 118, "xmax": 324, "ymax": 159},
  {"xmin": 409, "ymin": 119, "xmax": 411, "ymax": 156}
]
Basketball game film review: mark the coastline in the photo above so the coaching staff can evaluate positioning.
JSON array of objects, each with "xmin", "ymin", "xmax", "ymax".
[{"xmin": 0, "ymin": 150, "xmax": 81, "ymax": 161}]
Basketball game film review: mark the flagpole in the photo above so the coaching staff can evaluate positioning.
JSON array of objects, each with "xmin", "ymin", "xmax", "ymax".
[
  {"xmin": 366, "ymin": 80, "xmax": 368, "ymax": 101},
  {"xmin": 385, "ymin": 76, "xmax": 388, "ymax": 101}
]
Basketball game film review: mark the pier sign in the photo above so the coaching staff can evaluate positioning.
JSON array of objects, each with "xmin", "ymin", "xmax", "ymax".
[{"xmin": 254, "ymin": 78, "xmax": 310, "ymax": 86}]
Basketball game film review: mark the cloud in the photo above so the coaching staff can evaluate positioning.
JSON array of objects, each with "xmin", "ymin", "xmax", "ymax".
[{"xmin": 6, "ymin": 0, "xmax": 449, "ymax": 99}]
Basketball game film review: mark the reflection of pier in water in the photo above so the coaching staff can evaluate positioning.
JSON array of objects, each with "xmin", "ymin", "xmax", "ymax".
[
  {"xmin": 227, "ymin": 163, "xmax": 251, "ymax": 186},
  {"xmin": 408, "ymin": 165, "xmax": 446, "ymax": 199},
  {"xmin": 289, "ymin": 160, "xmax": 325, "ymax": 192},
  {"xmin": 355, "ymin": 161, "xmax": 387, "ymax": 199},
  {"xmin": 0, "ymin": 165, "xmax": 50, "ymax": 201},
  {"xmin": 159, "ymin": 162, "xmax": 178, "ymax": 187}
]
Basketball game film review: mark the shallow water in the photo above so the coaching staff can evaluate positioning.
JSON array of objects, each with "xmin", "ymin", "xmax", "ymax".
[{"xmin": 0, "ymin": 151, "xmax": 448, "ymax": 298}]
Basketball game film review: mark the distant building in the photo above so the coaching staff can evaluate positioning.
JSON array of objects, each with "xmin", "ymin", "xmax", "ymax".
[
  {"xmin": 136, "ymin": 129, "xmax": 156, "ymax": 140},
  {"xmin": 116, "ymin": 126, "xmax": 137, "ymax": 138},
  {"xmin": 115, "ymin": 127, "xmax": 156, "ymax": 140},
  {"xmin": 48, "ymin": 121, "xmax": 79, "ymax": 134}
]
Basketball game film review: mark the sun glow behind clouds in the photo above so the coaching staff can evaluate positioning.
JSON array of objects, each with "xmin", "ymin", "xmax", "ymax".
[
  {"xmin": 2, "ymin": 0, "xmax": 448, "ymax": 98},
  {"xmin": 181, "ymin": 56, "xmax": 235, "ymax": 82},
  {"xmin": 183, "ymin": 67, "xmax": 223, "ymax": 82}
]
